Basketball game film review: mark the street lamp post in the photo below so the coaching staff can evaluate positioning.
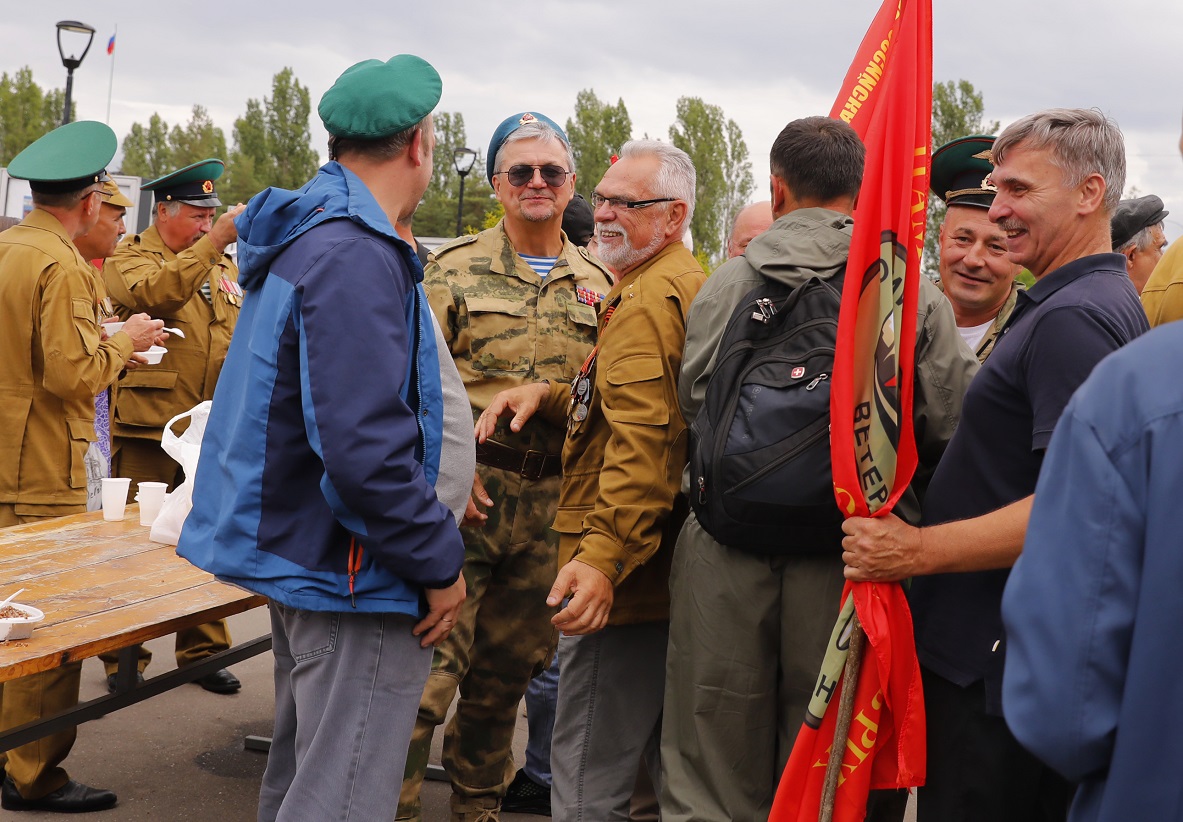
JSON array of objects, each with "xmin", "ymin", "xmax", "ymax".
[
  {"xmin": 453, "ymin": 147, "xmax": 478, "ymax": 237},
  {"xmin": 56, "ymin": 20, "xmax": 96, "ymax": 126}
]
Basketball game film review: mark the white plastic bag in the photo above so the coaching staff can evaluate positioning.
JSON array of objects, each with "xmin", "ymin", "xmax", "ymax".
[{"xmin": 149, "ymin": 401, "xmax": 212, "ymax": 545}]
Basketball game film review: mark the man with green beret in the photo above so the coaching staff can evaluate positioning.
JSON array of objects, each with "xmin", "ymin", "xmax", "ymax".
[
  {"xmin": 397, "ymin": 112, "xmax": 612, "ymax": 822},
  {"xmin": 175, "ymin": 55, "xmax": 466, "ymax": 821},
  {"xmin": 930, "ymin": 134, "xmax": 1024, "ymax": 363},
  {"xmin": 0, "ymin": 121, "xmax": 165, "ymax": 814},
  {"xmin": 98, "ymin": 159, "xmax": 244, "ymax": 695}
]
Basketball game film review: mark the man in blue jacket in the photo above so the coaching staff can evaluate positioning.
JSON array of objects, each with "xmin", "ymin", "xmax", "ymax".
[{"xmin": 177, "ymin": 55, "xmax": 465, "ymax": 822}]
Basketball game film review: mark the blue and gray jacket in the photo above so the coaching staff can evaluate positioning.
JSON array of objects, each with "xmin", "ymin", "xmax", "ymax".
[{"xmin": 177, "ymin": 162, "xmax": 463, "ymax": 615}]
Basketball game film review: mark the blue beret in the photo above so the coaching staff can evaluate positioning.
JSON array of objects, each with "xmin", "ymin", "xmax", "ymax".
[
  {"xmin": 487, "ymin": 112, "xmax": 568, "ymax": 183},
  {"xmin": 319, "ymin": 54, "xmax": 442, "ymax": 139}
]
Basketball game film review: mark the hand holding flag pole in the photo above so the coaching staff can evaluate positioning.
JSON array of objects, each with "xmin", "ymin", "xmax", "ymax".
[{"xmin": 766, "ymin": 1, "xmax": 933, "ymax": 820}]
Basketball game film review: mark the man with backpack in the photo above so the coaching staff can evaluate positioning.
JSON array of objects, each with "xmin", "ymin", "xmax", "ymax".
[{"xmin": 659, "ymin": 116, "xmax": 977, "ymax": 822}]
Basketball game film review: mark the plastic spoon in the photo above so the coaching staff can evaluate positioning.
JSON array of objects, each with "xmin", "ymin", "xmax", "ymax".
[
  {"xmin": 0, "ymin": 588, "xmax": 26, "ymax": 609},
  {"xmin": 162, "ymin": 327, "xmax": 186, "ymax": 338}
]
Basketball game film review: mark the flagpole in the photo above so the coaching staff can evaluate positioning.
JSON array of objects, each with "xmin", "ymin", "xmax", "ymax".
[
  {"xmin": 819, "ymin": 615, "xmax": 864, "ymax": 822},
  {"xmin": 105, "ymin": 25, "xmax": 116, "ymax": 124}
]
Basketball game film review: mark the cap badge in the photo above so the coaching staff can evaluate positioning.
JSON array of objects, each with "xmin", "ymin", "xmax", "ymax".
[
  {"xmin": 981, "ymin": 175, "xmax": 997, "ymax": 193},
  {"xmin": 202, "ymin": 180, "xmax": 214, "ymax": 194},
  {"xmin": 518, "ymin": 113, "xmax": 537, "ymax": 126}
]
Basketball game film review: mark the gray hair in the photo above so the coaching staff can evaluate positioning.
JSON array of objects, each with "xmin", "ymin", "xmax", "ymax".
[
  {"xmin": 1117, "ymin": 221, "xmax": 1164, "ymax": 254},
  {"xmin": 993, "ymin": 108, "xmax": 1125, "ymax": 213},
  {"xmin": 497, "ymin": 121, "xmax": 576, "ymax": 175},
  {"xmin": 155, "ymin": 200, "xmax": 184, "ymax": 220},
  {"xmin": 617, "ymin": 139, "xmax": 696, "ymax": 227}
]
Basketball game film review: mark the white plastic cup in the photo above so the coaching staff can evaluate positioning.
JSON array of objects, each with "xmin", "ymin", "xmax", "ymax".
[
  {"xmin": 136, "ymin": 482, "xmax": 168, "ymax": 527},
  {"xmin": 101, "ymin": 477, "xmax": 132, "ymax": 521}
]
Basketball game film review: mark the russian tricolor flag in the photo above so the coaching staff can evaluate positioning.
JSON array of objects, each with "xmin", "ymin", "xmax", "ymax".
[{"xmin": 107, "ymin": 34, "xmax": 115, "ymax": 55}]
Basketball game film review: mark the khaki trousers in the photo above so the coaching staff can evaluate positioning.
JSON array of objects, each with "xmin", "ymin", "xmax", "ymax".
[{"xmin": 0, "ymin": 503, "xmax": 82, "ymax": 799}]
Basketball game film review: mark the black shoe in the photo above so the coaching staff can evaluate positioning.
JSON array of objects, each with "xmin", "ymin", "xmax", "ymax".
[
  {"xmin": 1, "ymin": 775, "xmax": 117, "ymax": 812},
  {"xmin": 194, "ymin": 668, "xmax": 241, "ymax": 694},
  {"xmin": 501, "ymin": 768, "xmax": 550, "ymax": 815},
  {"xmin": 105, "ymin": 672, "xmax": 144, "ymax": 693}
]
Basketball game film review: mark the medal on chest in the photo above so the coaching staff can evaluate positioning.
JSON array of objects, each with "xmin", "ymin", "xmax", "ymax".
[
  {"xmin": 219, "ymin": 276, "xmax": 243, "ymax": 306},
  {"xmin": 567, "ymin": 303, "xmax": 616, "ymax": 429}
]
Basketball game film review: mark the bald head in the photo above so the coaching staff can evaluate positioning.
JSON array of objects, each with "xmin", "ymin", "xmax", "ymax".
[{"xmin": 727, "ymin": 201, "xmax": 774, "ymax": 258}]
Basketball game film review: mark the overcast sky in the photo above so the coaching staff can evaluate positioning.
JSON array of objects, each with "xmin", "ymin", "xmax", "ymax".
[{"xmin": 4, "ymin": 1, "xmax": 1181, "ymax": 236}]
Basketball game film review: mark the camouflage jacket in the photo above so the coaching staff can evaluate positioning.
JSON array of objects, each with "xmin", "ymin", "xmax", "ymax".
[
  {"xmin": 424, "ymin": 221, "xmax": 613, "ymax": 456},
  {"xmin": 974, "ymin": 280, "xmax": 1022, "ymax": 363}
]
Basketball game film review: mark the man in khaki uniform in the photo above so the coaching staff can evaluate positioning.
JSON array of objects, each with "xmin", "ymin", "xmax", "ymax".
[
  {"xmin": 101, "ymin": 159, "xmax": 244, "ymax": 694},
  {"xmin": 397, "ymin": 112, "xmax": 612, "ymax": 822},
  {"xmin": 0, "ymin": 121, "xmax": 164, "ymax": 814},
  {"xmin": 930, "ymin": 135, "xmax": 1024, "ymax": 364},
  {"xmin": 477, "ymin": 139, "xmax": 705, "ymax": 821}
]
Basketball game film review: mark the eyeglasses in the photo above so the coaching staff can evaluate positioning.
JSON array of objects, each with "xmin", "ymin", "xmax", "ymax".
[
  {"xmin": 496, "ymin": 164, "xmax": 571, "ymax": 187},
  {"xmin": 590, "ymin": 193, "xmax": 678, "ymax": 211}
]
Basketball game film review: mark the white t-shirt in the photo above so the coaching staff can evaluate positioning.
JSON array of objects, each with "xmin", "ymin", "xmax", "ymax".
[{"xmin": 958, "ymin": 319, "xmax": 994, "ymax": 354}]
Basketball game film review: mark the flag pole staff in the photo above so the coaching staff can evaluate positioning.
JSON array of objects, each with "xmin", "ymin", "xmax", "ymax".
[
  {"xmin": 105, "ymin": 25, "xmax": 116, "ymax": 124},
  {"xmin": 819, "ymin": 614, "xmax": 865, "ymax": 822}
]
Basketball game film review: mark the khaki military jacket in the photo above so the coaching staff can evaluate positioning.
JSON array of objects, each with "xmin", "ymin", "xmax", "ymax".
[
  {"xmin": 537, "ymin": 241, "xmax": 706, "ymax": 625},
  {"xmin": 973, "ymin": 280, "xmax": 1022, "ymax": 363},
  {"xmin": 103, "ymin": 225, "xmax": 239, "ymax": 440},
  {"xmin": 0, "ymin": 209, "xmax": 133, "ymax": 508},
  {"xmin": 424, "ymin": 221, "xmax": 613, "ymax": 457}
]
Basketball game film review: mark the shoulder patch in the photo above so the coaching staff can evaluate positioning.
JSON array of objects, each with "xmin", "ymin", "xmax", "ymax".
[{"xmin": 430, "ymin": 234, "xmax": 480, "ymax": 258}]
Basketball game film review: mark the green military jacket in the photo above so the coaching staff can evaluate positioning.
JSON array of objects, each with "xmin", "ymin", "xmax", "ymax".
[
  {"xmin": 0, "ymin": 209, "xmax": 133, "ymax": 509},
  {"xmin": 103, "ymin": 225, "xmax": 240, "ymax": 440},
  {"xmin": 424, "ymin": 221, "xmax": 613, "ymax": 457}
]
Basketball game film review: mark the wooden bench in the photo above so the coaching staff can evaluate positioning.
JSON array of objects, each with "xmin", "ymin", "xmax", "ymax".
[{"xmin": 0, "ymin": 509, "xmax": 270, "ymax": 751}]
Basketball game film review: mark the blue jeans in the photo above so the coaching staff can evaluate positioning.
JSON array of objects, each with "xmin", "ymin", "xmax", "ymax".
[{"xmin": 523, "ymin": 652, "xmax": 560, "ymax": 786}]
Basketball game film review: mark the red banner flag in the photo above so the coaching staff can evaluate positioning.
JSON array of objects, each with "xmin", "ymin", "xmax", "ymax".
[{"xmin": 770, "ymin": 0, "xmax": 932, "ymax": 819}]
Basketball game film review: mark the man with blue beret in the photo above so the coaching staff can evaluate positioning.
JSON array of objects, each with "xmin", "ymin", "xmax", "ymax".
[
  {"xmin": 176, "ymin": 55, "xmax": 466, "ymax": 821},
  {"xmin": 99, "ymin": 158, "xmax": 245, "ymax": 696},
  {"xmin": 0, "ymin": 121, "xmax": 165, "ymax": 814},
  {"xmin": 397, "ymin": 111, "xmax": 611, "ymax": 821}
]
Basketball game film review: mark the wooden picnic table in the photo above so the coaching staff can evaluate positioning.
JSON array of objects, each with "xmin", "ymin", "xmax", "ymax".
[{"xmin": 0, "ymin": 508, "xmax": 271, "ymax": 751}]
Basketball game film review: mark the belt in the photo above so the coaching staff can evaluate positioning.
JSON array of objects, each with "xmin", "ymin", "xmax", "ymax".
[{"xmin": 475, "ymin": 440, "xmax": 562, "ymax": 480}]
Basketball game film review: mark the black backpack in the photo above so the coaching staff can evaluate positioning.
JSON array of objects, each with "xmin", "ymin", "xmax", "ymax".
[{"xmin": 688, "ymin": 270, "xmax": 846, "ymax": 555}]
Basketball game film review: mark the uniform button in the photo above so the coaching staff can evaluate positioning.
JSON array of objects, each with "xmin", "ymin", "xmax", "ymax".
[{"xmin": 614, "ymin": 561, "xmax": 623, "ymax": 573}]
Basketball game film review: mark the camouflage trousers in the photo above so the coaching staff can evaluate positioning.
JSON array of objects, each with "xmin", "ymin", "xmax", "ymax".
[{"xmin": 397, "ymin": 466, "xmax": 560, "ymax": 821}]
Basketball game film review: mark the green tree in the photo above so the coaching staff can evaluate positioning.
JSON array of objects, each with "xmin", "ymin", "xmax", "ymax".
[
  {"xmin": 566, "ymin": 89, "xmax": 633, "ymax": 201},
  {"xmin": 412, "ymin": 110, "xmax": 497, "ymax": 237},
  {"xmin": 168, "ymin": 105, "xmax": 229, "ymax": 168},
  {"xmin": 0, "ymin": 68, "xmax": 68, "ymax": 165},
  {"xmin": 119, "ymin": 113, "xmax": 174, "ymax": 179},
  {"xmin": 669, "ymin": 96, "xmax": 753, "ymax": 267},
  {"xmin": 223, "ymin": 69, "xmax": 319, "ymax": 205},
  {"xmin": 924, "ymin": 80, "xmax": 1001, "ymax": 280}
]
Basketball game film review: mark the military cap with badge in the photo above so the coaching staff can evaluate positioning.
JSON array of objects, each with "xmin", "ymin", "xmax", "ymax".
[
  {"xmin": 930, "ymin": 134, "xmax": 997, "ymax": 209},
  {"xmin": 7, "ymin": 119, "xmax": 117, "ymax": 194}
]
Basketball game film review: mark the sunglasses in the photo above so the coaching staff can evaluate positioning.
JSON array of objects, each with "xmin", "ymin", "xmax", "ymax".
[
  {"xmin": 590, "ymin": 194, "xmax": 678, "ymax": 211},
  {"xmin": 496, "ymin": 164, "xmax": 571, "ymax": 187}
]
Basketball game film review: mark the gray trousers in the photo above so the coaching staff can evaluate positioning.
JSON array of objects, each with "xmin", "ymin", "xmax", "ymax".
[
  {"xmin": 550, "ymin": 622, "xmax": 667, "ymax": 822},
  {"xmin": 258, "ymin": 602, "xmax": 431, "ymax": 822},
  {"xmin": 660, "ymin": 516, "xmax": 847, "ymax": 822}
]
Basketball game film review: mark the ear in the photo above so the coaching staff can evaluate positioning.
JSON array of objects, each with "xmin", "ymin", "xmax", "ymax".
[
  {"xmin": 1077, "ymin": 172, "xmax": 1106, "ymax": 216},
  {"xmin": 666, "ymin": 199, "xmax": 689, "ymax": 239},
  {"xmin": 408, "ymin": 127, "xmax": 427, "ymax": 168},
  {"xmin": 770, "ymin": 175, "xmax": 790, "ymax": 218}
]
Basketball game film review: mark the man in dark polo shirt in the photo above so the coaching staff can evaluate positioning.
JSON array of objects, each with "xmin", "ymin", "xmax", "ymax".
[{"xmin": 841, "ymin": 108, "xmax": 1149, "ymax": 820}]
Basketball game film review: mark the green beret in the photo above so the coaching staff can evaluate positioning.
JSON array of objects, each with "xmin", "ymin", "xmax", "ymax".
[
  {"xmin": 931, "ymin": 135, "xmax": 997, "ymax": 209},
  {"xmin": 319, "ymin": 54, "xmax": 441, "ymax": 139},
  {"xmin": 8, "ymin": 121, "xmax": 116, "ymax": 194},
  {"xmin": 142, "ymin": 159, "xmax": 225, "ymax": 207}
]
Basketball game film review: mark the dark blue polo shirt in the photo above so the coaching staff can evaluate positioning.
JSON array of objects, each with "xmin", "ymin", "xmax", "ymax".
[{"xmin": 910, "ymin": 253, "xmax": 1148, "ymax": 713}]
